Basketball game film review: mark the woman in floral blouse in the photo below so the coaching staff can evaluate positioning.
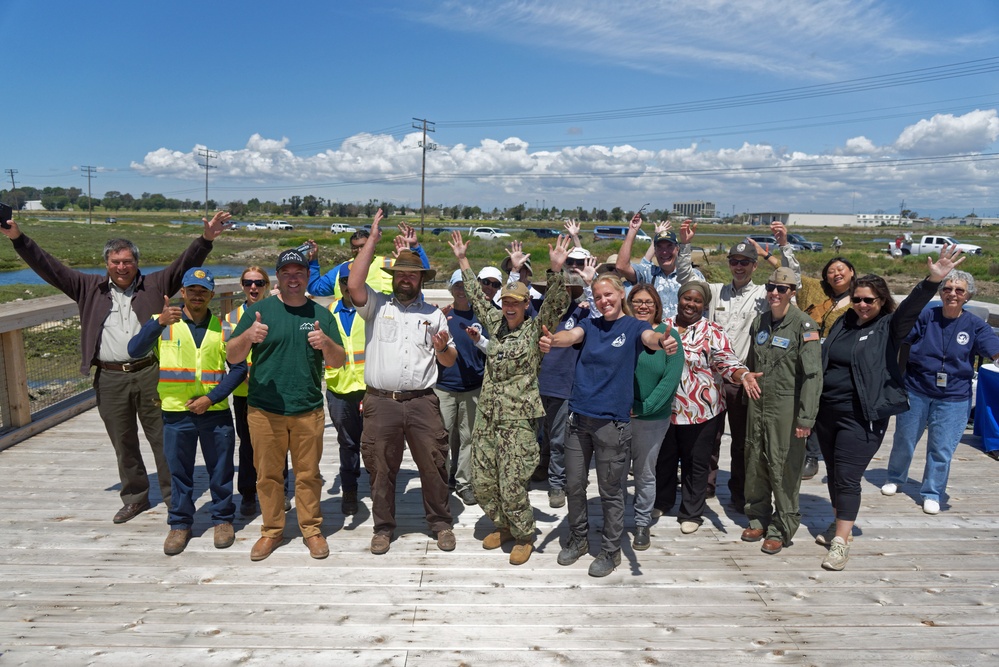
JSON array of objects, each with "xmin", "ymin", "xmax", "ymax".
[{"xmin": 654, "ymin": 280, "xmax": 761, "ymax": 534}]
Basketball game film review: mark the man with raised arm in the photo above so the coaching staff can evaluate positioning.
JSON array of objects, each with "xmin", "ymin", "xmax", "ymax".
[
  {"xmin": 614, "ymin": 213, "xmax": 703, "ymax": 320},
  {"xmin": 347, "ymin": 209, "xmax": 458, "ymax": 556},
  {"xmin": 1, "ymin": 212, "xmax": 231, "ymax": 524}
]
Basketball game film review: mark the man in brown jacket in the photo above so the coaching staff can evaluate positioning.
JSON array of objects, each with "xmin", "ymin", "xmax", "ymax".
[{"xmin": 1, "ymin": 212, "xmax": 231, "ymax": 523}]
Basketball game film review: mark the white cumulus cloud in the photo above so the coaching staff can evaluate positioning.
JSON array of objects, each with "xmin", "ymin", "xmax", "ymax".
[{"xmin": 893, "ymin": 109, "xmax": 999, "ymax": 156}]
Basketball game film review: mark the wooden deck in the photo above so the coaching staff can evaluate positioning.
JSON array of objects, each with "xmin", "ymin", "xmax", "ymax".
[{"xmin": 1, "ymin": 407, "xmax": 998, "ymax": 665}]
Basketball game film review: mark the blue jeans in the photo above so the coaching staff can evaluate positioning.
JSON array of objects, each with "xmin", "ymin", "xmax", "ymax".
[
  {"xmin": 541, "ymin": 395, "xmax": 569, "ymax": 491},
  {"xmin": 886, "ymin": 389, "xmax": 971, "ymax": 503},
  {"xmin": 629, "ymin": 418, "xmax": 670, "ymax": 528},
  {"xmin": 163, "ymin": 410, "xmax": 236, "ymax": 529},
  {"xmin": 327, "ymin": 389, "xmax": 365, "ymax": 492}
]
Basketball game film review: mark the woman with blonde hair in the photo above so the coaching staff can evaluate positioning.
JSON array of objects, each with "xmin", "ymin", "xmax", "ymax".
[{"xmin": 541, "ymin": 273, "xmax": 678, "ymax": 577}]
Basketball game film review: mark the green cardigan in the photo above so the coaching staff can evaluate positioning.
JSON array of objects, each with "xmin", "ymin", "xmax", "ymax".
[{"xmin": 632, "ymin": 323, "xmax": 684, "ymax": 421}]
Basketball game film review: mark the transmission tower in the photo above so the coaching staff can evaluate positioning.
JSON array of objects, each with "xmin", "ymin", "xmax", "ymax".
[{"xmin": 412, "ymin": 118, "xmax": 436, "ymax": 235}]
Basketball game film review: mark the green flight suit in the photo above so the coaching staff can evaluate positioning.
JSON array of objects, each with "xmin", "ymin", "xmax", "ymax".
[{"xmin": 745, "ymin": 304, "xmax": 823, "ymax": 544}]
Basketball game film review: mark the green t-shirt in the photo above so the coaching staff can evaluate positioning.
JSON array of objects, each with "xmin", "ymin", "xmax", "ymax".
[{"xmin": 233, "ymin": 297, "xmax": 342, "ymax": 415}]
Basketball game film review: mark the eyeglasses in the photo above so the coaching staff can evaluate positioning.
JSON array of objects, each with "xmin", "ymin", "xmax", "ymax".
[
  {"xmin": 729, "ymin": 258, "xmax": 754, "ymax": 267},
  {"xmin": 566, "ymin": 258, "xmax": 586, "ymax": 267},
  {"xmin": 480, "ymin": 279, "xmax": 501, "ymax": 288},
  {"xmin": 630, "ymin": 299, "xmax": 656, "ymax": 307},
  {"xmin": 765, "ymin": 283, "xmax": 792, "ymax": 294},
  {"xmin": 851, "ymin": 296, "xmax": 878, "ymax": 304},
  {"xmin": 242, "ymin": 279, "xmax": 267, "ymax": 287},
  {"xmin": 941, "ymin": 287, "xmax": 967, "ymax": 295}
]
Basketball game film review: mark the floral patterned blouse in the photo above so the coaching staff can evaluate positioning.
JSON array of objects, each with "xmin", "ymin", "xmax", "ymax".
[{"xmin": 667, "ymin": 316, "xmax": 746, "ymax": 425}]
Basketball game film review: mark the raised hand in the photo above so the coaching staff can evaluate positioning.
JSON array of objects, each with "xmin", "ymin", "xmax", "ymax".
[
  {"xmin": 448, "ymin": 230, "xmax": 470, "ymax": 259},
  {"xmin": 576, "ymin": 256, "xmax": 598, "ymax": 285},
  {"xmin": 563, "ymin": 218, "xmax": 582, "ymax": 247},
  {"xmin": 506, "ymin": 240, "xmax": 530, "ymax": 272},
  {"xmin": 304, "ymin": 240, "xmax": 318, "ymax": 262},
  {"xmin": 548, "ymin": 234, "xmax": 571, "ymax": 272},
  {"xmin": 629, "ymin": 211, "xmax": 644, "ymax": 232},
  {"xmin": 202, "ymin": 211, "xmax": 232, "ymax": 241},
  {"xmin": 653, "ymin": 219, "xmax": 672, "ymax": 237},
  {"xmin": 0, "ymin": 218, "xmax": 21, "ymax": 240},
  {"xmin": 157, "ymin": 295, "xmax": 183, "ymax": 326},
  {"xmin": 397, "ymin": 221, "xmax": 418, "ymax": 248},
  {"xmin": 247, "ymin": 311, "xmax": 269, "ymax": 343},
  {"xmin": 392, "ymin": 234, "xmax": 409, "ymax": 259},
  {"xmin": 928, "ymin": 244, "xmax": 965, "ymax": 281},
  {"xmin": 464, "ymin": 325, "xmax": 482, "ymax": 344},
  {"xmin": 678, "ymin": 219, "xmax": 696, "ymax": 244},
  {"xmin": 369, "ymin": 208, "xmax": 384, "ymax": 243},
  {"xmin": 771, "ymin": 221, "xmax": 788, "ymax": 246}
]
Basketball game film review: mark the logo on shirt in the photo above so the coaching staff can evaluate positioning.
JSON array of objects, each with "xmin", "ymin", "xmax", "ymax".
[
  {"xmin": 300, "ymin": 322, "xmax": 317, "ymax": 331},
  {"xmin": 564, "ymin": 317, "xmax": 576, "ymax": 330},
  {"xmin": 957, "ymin": 332, "xmax": 970, "ymax": 346},
  {"xmin": 612, "ymin": 333, "xmax": 626, "ymax": 348}
]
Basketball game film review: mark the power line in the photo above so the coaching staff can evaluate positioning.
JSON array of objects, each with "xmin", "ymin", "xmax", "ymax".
[{"xmin": 412, "ymin": 118, "xmax": 436, "ymax": 234}]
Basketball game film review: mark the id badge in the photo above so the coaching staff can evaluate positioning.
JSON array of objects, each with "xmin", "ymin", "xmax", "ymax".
[{"xmin": 936, "ymin": 372, "xmax": 948, "ymax": 388}]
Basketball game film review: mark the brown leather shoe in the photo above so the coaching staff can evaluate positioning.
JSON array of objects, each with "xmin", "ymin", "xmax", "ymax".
[
  {"xmin": 304, "ymin": 534, "xmax": 329, "ymax": 559},
  {"xmin": 370, "ymin": 533, "xmax": 391, "ymax": 555},
  {"xmin": 482, "ymin": 528, "xmax": 514, "ymax": 550},
  {"xmin": 214, "ymin": 523, "xmax": 235, "ymax": 549},
  {"xmin": 163, "ymin": 528, "xmax": 192, "ymax": 555},
  {"xmin": 509, "ymin": 539, "xmax": 534, "ymax": 565},
  {"xmin": 250, "ymin": 536, "xmax": 282, "ymax": 561},
  {"xmin": 761, "ymin": 538, "xmax": 784, "ymax": 554},
  {"xmin": 436, "ymin": 528, "xmax": 456, "ymax": 552},
  {"xmin": 741, "ymin": 527, "xmax": 765, "ymax": 542},
  {"xmin": 113, "ymin": 501, "xmax": 151, "ymax": 524}
]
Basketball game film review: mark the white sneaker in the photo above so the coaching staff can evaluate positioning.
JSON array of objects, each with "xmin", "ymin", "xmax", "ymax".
[
  {"xmin": 881, "ymin": 482, "xmax": 897, "ymax": 496},
  {"xmin": 680, "ymin": 521, "xmax": 700, "ymax": 534},
  {"xmin": 923, "ymin": 499, "xmax": 940, "ymax": 515},
  {"xmin": 821, "ymin": 536, "xmax": 850, "ymax": 571}
]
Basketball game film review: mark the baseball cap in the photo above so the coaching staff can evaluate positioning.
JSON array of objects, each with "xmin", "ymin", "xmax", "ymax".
[
  {"xmin": 654, "ymin": 230, "xmax": 678, "ymax": 245},
  {"xmin": 728, "ymin": 241, "xmax": 757, "ymax": 261},
  {"xmin": 276, "ymin": 249, "xmax": 308, "ymax": 271},
  {"xmin": 477, "ymin": 266, "xmax": 502, "ymax": 282},
  {"xmin": 567, "ymin": 247, "xmax": 592, "ymax": 261},
  {"xmin": 500, "ymin": 282, "xmax": 530, "ymax": 302},
  {"xmin": 448, "ymin": 269, "xmax": 464, "ymax": 288},
  {"xmin": 768, "ymin": 267, "xmax": 797, "ymax": 286},
  {"xmin": 182, "ymin": 267, "xmax": 215, "ymax": 291}
]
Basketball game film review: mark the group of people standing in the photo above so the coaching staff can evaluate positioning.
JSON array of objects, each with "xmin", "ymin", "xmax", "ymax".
[{"xmin": 3, "ymin": 208, "xmax": 995, "ymax": 576}]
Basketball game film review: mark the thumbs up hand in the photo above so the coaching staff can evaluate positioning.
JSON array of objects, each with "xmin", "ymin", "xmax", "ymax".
[
  {"xmin": 157, "ymin": 294, "xmax": 183, "ymax": 326},
  {"xmin": 307, "ymin": 319, "xmax": 329, "ymax": 350},
  {"xmin": 539, "ymin": 324, "xmax": 554, "ymax": 354},
  {"xmin": 247, "ymin": 310, "xmax": 269, "ymax": 343}
]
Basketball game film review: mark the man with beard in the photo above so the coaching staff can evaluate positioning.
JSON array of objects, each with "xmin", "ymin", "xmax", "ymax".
[{"xmin": 348, "ymin": 209, "xmax": 458, "ymax": 556}]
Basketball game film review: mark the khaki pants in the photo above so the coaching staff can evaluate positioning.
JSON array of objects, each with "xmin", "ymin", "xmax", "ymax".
[{"xmin": 247, "ymin": 407, "xmax": 325, "ymax": 539}]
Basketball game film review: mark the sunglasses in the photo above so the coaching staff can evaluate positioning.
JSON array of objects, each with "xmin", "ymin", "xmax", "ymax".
[
  {"xmin": 851, "ymin": 296, "xmax": 878, "ymax": 304},
  {"xmin": 765, "ymin": 283, "xmax": 792, "ymax": 294},
  {"xmin": 941, "ymin": 287, "xmax": 966, "ymax": 295},
  {"xmin": 566, "ymin": 258, "xmax": 586, "ymax": 267},
  {"xmin": 242, "ymin": 279, "xmax": 267, "ymax": 287},
  {"xmin": 729, "ymin": 258, "xmax": 754, "ymax": 267},
  {"xmin": 480, "ymin": 279, "xmax": 501, "ymax": 288}
]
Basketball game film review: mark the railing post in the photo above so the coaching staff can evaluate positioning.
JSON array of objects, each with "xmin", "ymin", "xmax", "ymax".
[{"xmin": 0, "ymin": 329, "xmax": 32, "ymax": 428}]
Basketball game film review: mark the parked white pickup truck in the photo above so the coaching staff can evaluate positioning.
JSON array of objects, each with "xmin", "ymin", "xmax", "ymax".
[
  {"xmin": 900, "ymin": 234, "xmax": 982, "ymax": 256},
  {"xmin": 267, "ymin": 220, "xmax": 294, "ymax": 231}
]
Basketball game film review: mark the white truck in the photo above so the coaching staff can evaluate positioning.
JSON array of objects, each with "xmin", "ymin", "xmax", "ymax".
[
  {"xmin": 266, "ymin": 220, "xmax": 294, "ymax": 231},
  {"xmin": 900, "ymin": 234, "xmax": 982, "ymax": 256}
]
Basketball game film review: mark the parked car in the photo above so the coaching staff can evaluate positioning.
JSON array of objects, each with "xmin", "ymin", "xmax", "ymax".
[
  {"xmin": 525, "ymin": 227, "xmax": 561, "ymax": 239},
  {"xmin": 243, "ymin": 222, "xmax": 268, "ymax": 231},
  {"xmin": 470, "ymin": 227, "xmax": 511, "ymax": 240},
  {"xmin": 105, "ymin": 217, "xmax": 117, "ymax": 224},
  {"xmin": 786, "ymin": 233, "xmax": 823, "ymax": 251},
  {"xmin": 431, "ymin": 227, "xmax": 456, "ymax": 235},
  {"xmin": 267, "ymin": 220, "xmax": 294, "ymax": 231},
  {"xmin": 593, "ymin": 226, "xmax": 651, "ymax": 242},
  {"xmin": 329, "ymin": 223, "xmax": 358, "ymax": 234},
  {"xmin": 747, "ymin": 234, "xmax": 805, "ymax": 253}
]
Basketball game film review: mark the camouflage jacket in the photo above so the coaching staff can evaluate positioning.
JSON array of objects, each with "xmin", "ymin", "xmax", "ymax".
[{"xmin": 462, "ymin": 267, "xmax": 568, "ymax": 421}]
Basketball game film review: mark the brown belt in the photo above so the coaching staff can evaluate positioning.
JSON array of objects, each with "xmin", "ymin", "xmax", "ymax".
[
  {"xmin": 94, "ymin": 356, "xmax": 157, "ymax": 373},
  {"xmin": 366, "ymin": 387, "xmax": 434, "ymax": 402}
]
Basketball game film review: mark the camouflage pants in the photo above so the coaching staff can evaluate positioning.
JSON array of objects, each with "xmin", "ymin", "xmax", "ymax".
[{"xmin": 471, "ymin": 418, "xmax": 539, "ymax": 541}]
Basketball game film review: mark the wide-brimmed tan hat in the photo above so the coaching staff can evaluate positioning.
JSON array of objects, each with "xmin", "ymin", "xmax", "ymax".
[
  {"xmin": 382, "ymin": 250, "xmax": 437, "ymax": 281},
  {"xmin": 596, "ymin": 253, "xmax": 619, "ymax": 275}
]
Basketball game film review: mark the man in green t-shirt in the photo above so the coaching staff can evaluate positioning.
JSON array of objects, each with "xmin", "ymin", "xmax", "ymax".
[{"xmin": 228, "ymin": 248, "xmax": 345, "ymax": 562}]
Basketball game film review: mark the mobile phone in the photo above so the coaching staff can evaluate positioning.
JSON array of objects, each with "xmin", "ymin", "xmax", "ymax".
[{"xmin": 0, "ymin": 203, "xmax": 12, "ymax": 229}]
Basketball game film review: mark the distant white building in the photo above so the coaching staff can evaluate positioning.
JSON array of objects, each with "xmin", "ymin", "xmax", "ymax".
[
  {"xmin": 748, "ymin": 211, "xmax": 913, "ymax": 228},
  {"xmin": 673, "ymin": 200, "xmax": 716, "ymax": 217},
  {"xmin": 23, "ymin": 200, "xmax": 46, "ymax": 211}
]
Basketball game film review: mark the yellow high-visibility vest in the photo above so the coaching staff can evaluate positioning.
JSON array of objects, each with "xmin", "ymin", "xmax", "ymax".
[
  {"xmin": 157, "ymin": 314, "xmax": 230, "ymax": 412},
  {"xmin": 225, "ymin": 304, "xmax": 252, "ymax": 398},
  {"xmin": 324, "ymin": 302, "xmax": 366, "ymax": 395}
]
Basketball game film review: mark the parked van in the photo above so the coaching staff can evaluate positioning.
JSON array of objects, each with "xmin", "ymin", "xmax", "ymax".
[{"xmin": 592, "ymin": 226, "xmax": 652, "ymax": 242}]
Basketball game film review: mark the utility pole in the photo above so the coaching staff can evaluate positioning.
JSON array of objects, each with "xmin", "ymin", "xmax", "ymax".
[
  {"xmin": 4, "ymin": 169, "xmax": 17, "ymax": 212},
  {"xmin": 197, "ymin": 148, "xmax": 218, "ymax": 219},
  {"xmin": 412, "ymin": 118, "xmax": 436, "ymax": 235},
  {"xmin": 81, "ymin": 166, "xmax": 97, "ymax": 224}
]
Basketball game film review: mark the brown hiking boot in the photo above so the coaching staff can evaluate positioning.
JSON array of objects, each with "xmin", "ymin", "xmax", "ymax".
[
  {"xmin": 482, "ymin": 528, "xmax": 514, "ymax": 550},
  {"xmin": 509, "ymin": 539, "xmax": 534, "ymax": 565},
  {"xmin": 163, "ymin": 528, "xmax": 192, "ymax": 556}
]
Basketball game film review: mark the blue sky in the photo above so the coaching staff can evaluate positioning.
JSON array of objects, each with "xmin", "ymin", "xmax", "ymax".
[{"xmin": 5, "ymin": 0, "xmax": 999, "ymax": 217}]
